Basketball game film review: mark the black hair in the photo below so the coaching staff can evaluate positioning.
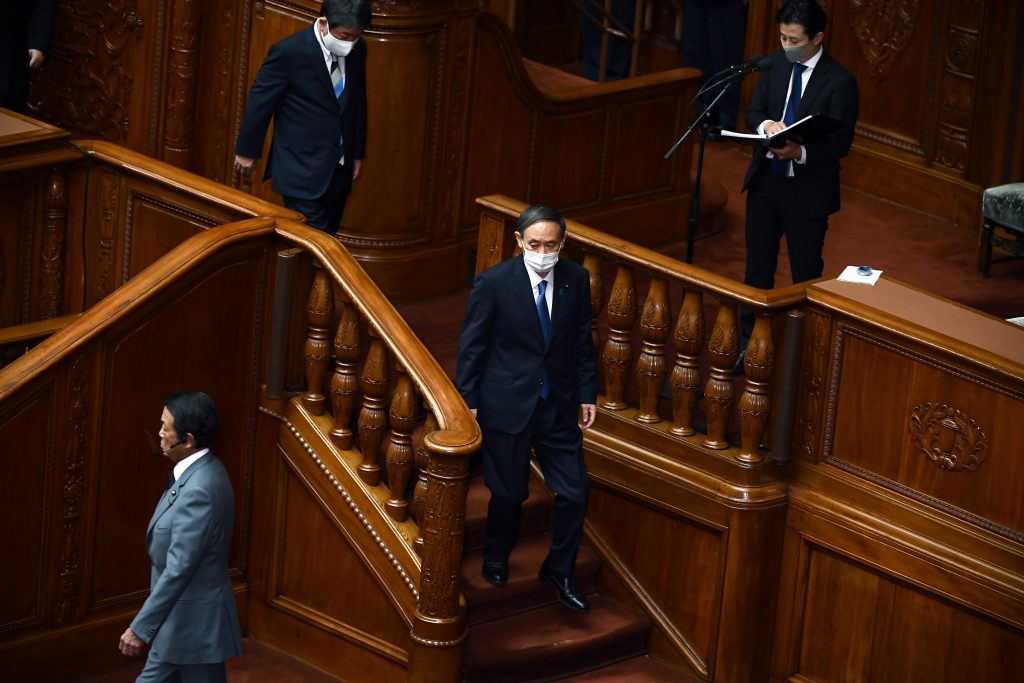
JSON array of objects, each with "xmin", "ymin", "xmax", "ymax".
[
  {"xmin": 777, "ymin": 0, "xmax": 828, "ymax": 38},
  {"xmin": 517, "ymin": 204, "xmax": 567, "ymax": 238},
  {"xmin": 320, "ymin": 0, "xmax": 372, "ymax": 30},
  {"xmin": 165, "ymin": 392, "xmax": 219, "ymax": 449}
]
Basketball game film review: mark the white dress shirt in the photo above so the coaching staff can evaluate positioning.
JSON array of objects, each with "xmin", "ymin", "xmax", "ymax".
[{"xmin": 173, "ymin": 448, "xmax": 210, "ymax": 481}]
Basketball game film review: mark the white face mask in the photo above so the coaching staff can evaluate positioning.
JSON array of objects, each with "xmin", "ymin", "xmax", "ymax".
[
  {"xmin": 522, "ymin": 248, "xmax": 559, "ymax": 274},
  {"xmin": 323, "ymin": 29, "xmax": 356, "ymax": 58}
]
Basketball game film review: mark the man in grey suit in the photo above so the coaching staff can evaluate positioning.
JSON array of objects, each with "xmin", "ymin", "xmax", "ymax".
[{"xmin": 119, "ymin": 392, "xmax": 242, "ymax": 682}]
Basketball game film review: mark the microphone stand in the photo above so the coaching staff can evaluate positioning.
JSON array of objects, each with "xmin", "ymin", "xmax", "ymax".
[{"xmin": 664, "ymin": 75, "xmax": 739, "ymax": 264}]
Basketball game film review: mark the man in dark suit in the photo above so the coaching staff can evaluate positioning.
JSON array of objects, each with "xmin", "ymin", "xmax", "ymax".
[
  {"xmin": 234, "ymin": 0, "xmax": 370, "ymax": 234},
  {"xmin": 456, "ymin": 205, "xmax": 598, "ymax": 613},
  {"xmin": 119, "ymin": 392, "xmax": 242, "ymax": 682},
  {"xmin": 738, "ymin": 0, "xmax": 858, "ymax": 363},
  {"xmin": 0, "ymin": 0, "xmax": 55, "ymax": 113}
]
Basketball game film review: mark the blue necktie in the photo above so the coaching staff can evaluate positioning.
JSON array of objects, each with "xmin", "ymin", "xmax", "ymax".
[
  {"xmin": 536, "ymin": 280, "xmax": 550, "ymax": 399},
  {"xmin": 330, "ymin": 59, "xmax": 345, "ymax": 160},
  {"xmin": 770, "ymin": 62, "xmax": 807, "ymax": 176}
]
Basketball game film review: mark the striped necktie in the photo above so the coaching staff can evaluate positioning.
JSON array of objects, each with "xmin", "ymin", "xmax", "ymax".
[{"xmin": 330, "ymin": 58, "xmax": 345, "ymax": 161}]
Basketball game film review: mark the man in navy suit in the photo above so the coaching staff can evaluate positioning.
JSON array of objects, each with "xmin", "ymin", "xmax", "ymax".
[
  {"xmin": 119, "ymin": 392, "xmax": 242, "ymax": 682},
  {"xmin": 456, "ymin": 205, "xmax": 598, "ymax": 613},
  {"xmin": 738, "ymin": 0, "xmax": 858, "ymax": 366},
  {"xmin": 234, "ymin": 0, "xmax": 370, "ymax": 234}
]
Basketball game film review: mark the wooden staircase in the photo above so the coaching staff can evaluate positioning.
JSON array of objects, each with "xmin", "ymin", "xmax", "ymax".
[{"xmin": 460, "ymin": 469, "xmax": 696, "ymax": 682}]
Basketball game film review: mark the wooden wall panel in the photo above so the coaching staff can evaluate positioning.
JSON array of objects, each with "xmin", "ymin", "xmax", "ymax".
[
  {"xmin": 0, "ymin": 173, "xmax": 39, "ymax": 328},
  {"xmin": 0, "ymin": 385, "xmax": 55, "ymax": 632},
  {"xmin": 273, "ymin": 467, "xmax": 409, "ymax": 654},
  {"xmin": 827, "ymin": 328, "xmax": 1024, "ymax": 540},
  {"xmin": 791, "ymin": 543, "xmax": 1024, "ymax": 683},
  {"xmin": 587, "ymin": 485, "xmax": 724, "ymax": 671},
  {"xmin": 535, "ymin": 111, "xmax": 606, "ymax": 209},
  {"xmin": 607, "ymin": 96, "xmax": 678, "ymax": 200},
  {"xmin": 90, "ymin": 255, "xmax": 265, "ymax": 613}
]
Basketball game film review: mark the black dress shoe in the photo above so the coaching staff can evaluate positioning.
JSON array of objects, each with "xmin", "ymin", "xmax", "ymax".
[
  {"xmin": 539, "ymin": 563, "xmax": 589, "ymax": 613},
  {"xmin": 482, "ymin": 560, "xmax": 508, "ymax": 587}
]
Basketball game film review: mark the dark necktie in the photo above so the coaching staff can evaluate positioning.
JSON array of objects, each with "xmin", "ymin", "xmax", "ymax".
[
  {"xmin": 770, "ymin": 62, "xmax": 807, "ymax": 176},
  {"xmin": 536, "ymin": 280, "xmax": 550, "ymax": 399}
]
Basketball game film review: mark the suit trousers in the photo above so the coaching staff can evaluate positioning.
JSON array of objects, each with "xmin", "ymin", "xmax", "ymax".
[
  {"xmin": 283, "ymin": 161, "xmax": 352, "ymax": 235},
  {"xmin": 482, "ymin": 394, "xmax": 589, "ymax": 579},
  {"xmin": 741, "ymin": 164, "xmax": 829, "ymax": 337},
  {"xmin": 137, "ymin": 648, "xmax": 227, "ymax": 683}
]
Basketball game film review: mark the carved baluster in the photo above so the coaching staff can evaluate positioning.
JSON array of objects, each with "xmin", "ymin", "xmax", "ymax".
[
  {"xmin": 635, "ymin": 278, "xmax": 671, "ymax": 423},
  {"xmin": 738, "ymin": 315, "xmax": 775, "ymax": 463},
  {"xmin": 670, "ymin": 290, "xmax": 705, "ymax": 436},
  {"xmin": 385, "ymin": 368, "xmax": 417, "ymax": 521},
  {"xmin": 330, "ymin": 299, "xmax": 361, "ymax": 450},
  {"xmin": 583, "ymin": 252, "xmax": 603, "ymax": 351},
  {"xmin": 703, "ymin": 301, "xmax": 739, "ymax": 449},
  {"xmin": 601, "ymin": 265, "xmax": 636, "ymax": 410},
  {"xmin": 357, "ymin": 329, "xmax": 389, "ymax": 486},
  {"xmin": 413, "ymin": 411, "xmax": 439, "ymax": 556},
  {"xmin": 302, "ymin": 265, "xmax": 333, "ymax": 415},
  {"xmin": 39, "ymin": 167, "xmax": 68, "ymax": 319}
]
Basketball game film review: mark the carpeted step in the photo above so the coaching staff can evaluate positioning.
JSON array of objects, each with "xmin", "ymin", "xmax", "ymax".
[
  {"xmin": 555, "ymin": 655, "xmax": 702, "ymax": 681},
  {"xmin": 462, "ymin": 533, "xmax": 601, "ymax": 625},
  {"xmin": 463, "ymin": 474, "xmax": 550, "ymax": 552},
  {"xmin": 464, "ymin": 596, "xmax": 651, "ymax": 683}
]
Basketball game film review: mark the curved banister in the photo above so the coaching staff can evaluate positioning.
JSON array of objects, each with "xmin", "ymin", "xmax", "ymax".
[{"xmin": 477, "ymin": 194, "xmax": 809, "ymax": 309}]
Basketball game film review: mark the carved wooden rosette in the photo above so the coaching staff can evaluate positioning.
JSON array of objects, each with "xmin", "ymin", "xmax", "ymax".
[
  {"xmin": 39, "ymin": 167, "xmax": 68, "ymax": 320},
  {"xmin": 583, "ymin": 252, "xmax": 603, "ymax": 351},
  {"xmin": 413, "ymin": 411, "xmax": 439, "ymax": 556},
  {"xmin": 850, "ymin": 0, "xmax": 920, "ymax": 80},
  {"xmin": 301, "ymin": 265, "xmax": 332, "ymax": 414},
  {"xmin": 909, "ymin": 402, "xmax": 988, "ymax": 472},
  {"xmin": 330, "ymin": 300, "xmax": 361, "ymax": 450},
  {"xmin": 385, "ymin": 368, "xmax": 417, "ymax": 521},
  {"xmin": 670, "ymin": 289, "xmax": 704, "ymax": 436},
  {"xmin": 737, "ymin": 314, "xmax": 775, "ymax": 463},
  {"xmin": 601, "ymin": 265, "xmax": 636, "ymax": 410},
  {"xmin": 635, "ymin": 278, "xmax": 671, "ymax": 423},
  {"xmin": 703, "ymin": 301, "xmax": 739, "ymax": 449},
  {"xmin": 357, "ymin": 330, "xmax": 389, "ymax": 486}
]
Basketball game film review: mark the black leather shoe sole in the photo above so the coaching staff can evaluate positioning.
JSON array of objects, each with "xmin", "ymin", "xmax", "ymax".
[{"xmin": 482, "ymin": 561, "xmax": 509, "ymax": 587}]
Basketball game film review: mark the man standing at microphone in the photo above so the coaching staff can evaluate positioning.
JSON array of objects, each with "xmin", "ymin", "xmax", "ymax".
[
  {"xmin": 234, "ymin": 0, "xmax": 371, "ymax": 235},
  {"xmin": 737, "ymin": 0, "xmax": 858, "ymax": 369},
  {"xmin": 119, "ymin": 392, "xmax": 242, "ymax": 682}
]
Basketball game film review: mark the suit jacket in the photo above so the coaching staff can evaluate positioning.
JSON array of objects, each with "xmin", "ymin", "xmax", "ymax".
[
  {"xmin": 235, "ymin": 25, "xmax": 368, "ymax": 200},
  {"xmin": 0, "ymin": 0, "xmax": 55, "ymax": 112},
  {"xmin": 456, "ymin": 257, "xmax": 598, "ymax": 435},
  {"xmin": 742, "ymin": 49, "xmax": 858, "ymax": 217},
  {"xmin": 131, "ymin": 453, "xmax": 242, "ymax": 665}
]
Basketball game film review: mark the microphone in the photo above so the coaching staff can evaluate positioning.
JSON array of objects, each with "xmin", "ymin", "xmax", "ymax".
[{"xmin": 723, "ymin": 54, "xmax": 772, "ymax": 75}]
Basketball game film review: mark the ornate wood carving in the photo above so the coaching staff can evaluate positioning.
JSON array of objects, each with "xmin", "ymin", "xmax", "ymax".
[
  {"xmin": 162, "ymin": 0, "xmax": 203, "ymax": 166},
  {"xmin": 385, "ymin": 368, "xmax": 417, "ymax": 522},
  {"xmin": 934, "ymin": 2, "xmax": 983, "ymax": 172},
  {"xmin": 600, "ymin": 265, "xmax": 635, "ymax": 410},
  {"xmin": 55, "ymin": 355, "xmax": 89, "ymax": 623},
  {"xmin": 909, "ymin": 403, "xmax": 988, "ymax": 472},
  {"xmin": 703, "ymin": 301, "xmax": 738, "ymax": 450},
  {"xmin": 795, "ymin": 311, "xmax": 829, "ymax": 460},
  {"xmin": 436, "ymin": 15, "xmax": 474, "ymax": 239},
  {"xmin": 670, "ymin": 289, "xmax": 704, "ymax": 437},
  {"xmin": 330, "ymin": 300, "xmax": 361, "ymax": 450},
  {"xmin": 412, "ymin": 410, "xmax": 438, "ymax": 556},
  {"xmin": 94, "ymin": 169, "xmax": 120, "ymax": 304},
  {"xmin": 301, "ymin": 265, "xmax": 332, "ymax": 415},
  {"xmin": 31, "ymin": 1, "xmax": 139, "ymax": 140},
  {"xmin": 635, "ymin": 278, "xmax": 670, "ymax": 424},
  {"xmin": 416, "ymin": 450, "xmax": 468, "ymax": 620},
  {"xmin": 357, "ymin": 330, "xmax": 389, "ymax": 486},
  {"xmin": 849, "ymin": 0, "xmax": 921, "ymax": 80},
  {"xmin": 38, "ymin": 167, "xmax": 68, "ymax": 320}
]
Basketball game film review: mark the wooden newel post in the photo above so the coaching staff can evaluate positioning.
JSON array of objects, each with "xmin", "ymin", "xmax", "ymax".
[{"xmin": 408, "ymin": 431, "xmax": 474, "ymax": 683}]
